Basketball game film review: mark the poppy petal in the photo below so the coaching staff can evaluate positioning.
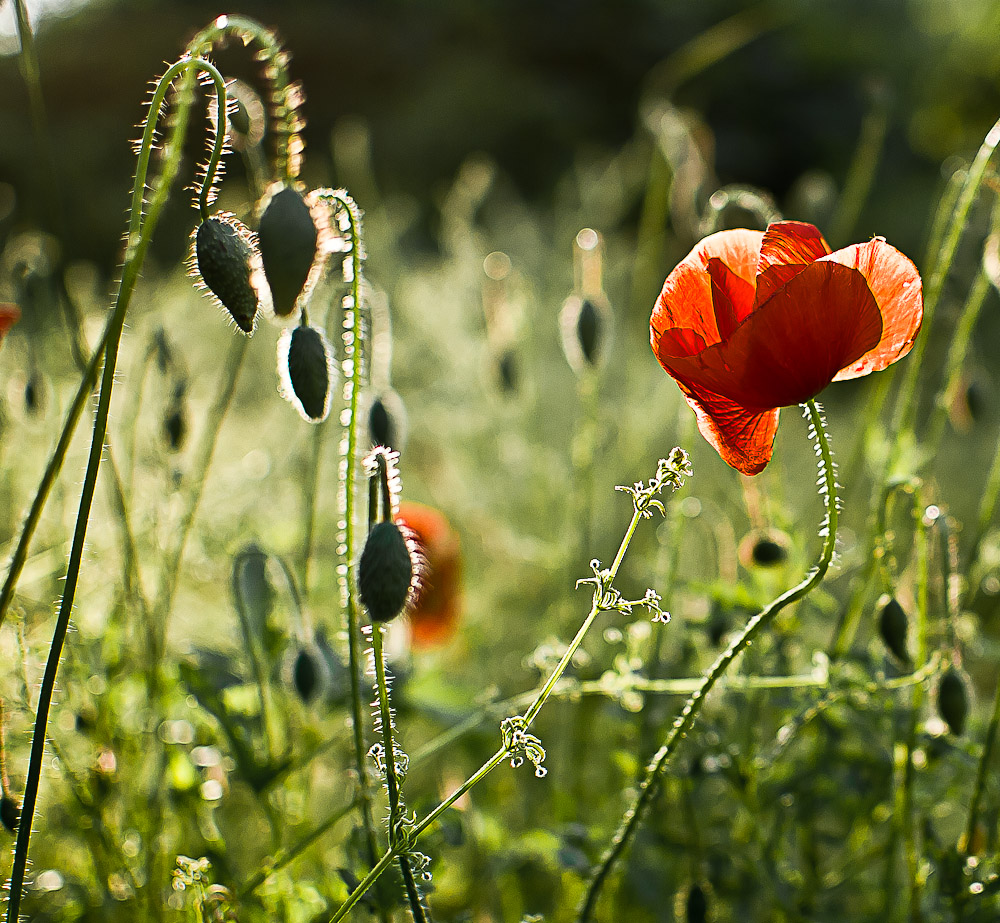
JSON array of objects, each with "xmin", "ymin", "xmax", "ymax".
[
  {"xmin": 674, "ymin": 378, "xmax": 779, "ymax": 475},
  {"xmin": 661, "ymin": 261, "xmax": 883, "ymax": 409},
  {"xmin": 0, "ymin": 304, "xmax": 21, "ymax": 341},
  {"xmin": 754, "ymin": 221, "xmax": 832, "ymax": 307},
  {"xmin": 824, "ymin": 238, "xmax": 923, "ymax": 380},
  {"xmin": 707, "ymin": 257, "xmax": 755, "ymax": 338},
  {"xmin": 652, "ymin": 228, "xmax": 763, "ymax": 351}
]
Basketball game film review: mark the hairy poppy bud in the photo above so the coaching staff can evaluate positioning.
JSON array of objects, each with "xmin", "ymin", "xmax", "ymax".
[
  {"xmin": 280, "ymin": 324, "xmax": 332, "ymax": 422},
  {"xmin": 0, "ymin": 794, "xmax": 19, "ymax": 833},
  {"xmin": 877, "ymin": 597, "xmax": 910, "ymax": 665},
  {"xmin": 938, "ymin": 666, "xmax": 969, "ymax": 736},
  {"xmin": 192, "ymin": 215, "xmax": 262, "ymax": 334},
  {"xmin": 358, "ymin": 521, "xmax": 414, "ymax": 624},
  {"xmin": 257, "ymin": 186, "xmax": 319, "ymax": 316}
]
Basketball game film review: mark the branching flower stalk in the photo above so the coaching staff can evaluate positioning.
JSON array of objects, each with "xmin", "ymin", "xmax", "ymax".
[
  {"xmin": 578, "ymin": 399, "xmax": 839, "ymax": 922},
  {"xmin": 5, "ymin": 56, "xmax": 228, "ymax": 922},
  {"xmin": 327, "ymin": 449, "xmax": 692, "ymax": 922}
]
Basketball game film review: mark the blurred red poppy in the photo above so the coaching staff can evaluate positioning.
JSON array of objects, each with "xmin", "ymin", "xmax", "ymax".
[
  {"xmin": 0, "ymin": 304, "xmax": 20, "ymax": 342},
  {"xmin": 651, "ymin": 221, "xmax": 922, "ymax": 475},
  {"xmin": 395, "ymin": 502, "xmax": 461, "ymax": 647}
]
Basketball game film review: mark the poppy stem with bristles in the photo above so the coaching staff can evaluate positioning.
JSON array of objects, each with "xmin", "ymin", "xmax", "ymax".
[
  {"xmin": 576, "ymin": 398, "xmax": 840, "ymax": 922},
  {"xmin": 5, "ymin": 54, "xmax": 228, "ymax": 923}
]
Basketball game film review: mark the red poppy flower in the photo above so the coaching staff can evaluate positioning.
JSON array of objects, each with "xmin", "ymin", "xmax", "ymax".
[
  {"xmin": 0, "ymin": 304, "xmax": 20, "ymax": 342},
  {"xmin": 395, "ymin": 502, "xmax": 462, "ymax": 647},
  {"xmin": 650, "ymin": 221, "xmax": 922, "ymax": 475}
]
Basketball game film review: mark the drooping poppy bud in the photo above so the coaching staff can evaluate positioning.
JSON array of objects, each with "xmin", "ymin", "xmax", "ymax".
[
  {"xmin": 937, "ymin": 666, "xmax": 970, "ymax": 736},
  {"xmin": 358, "ymin": 521, "xmax": 414, "ymax": 624},
  {"xmin": 191, "ymin": 214, "xmax": 263, "ymax": 334},
  {"xmin": 877, "ymin": 596, "xmax": 910, "ymax": 665},
  {"xmin": 279, "ymin": 323, "xmax": 332, "ymax": 422},
  {"xmin": 257, "ymin": 186, "xmax": 319, "ymax": 316}
]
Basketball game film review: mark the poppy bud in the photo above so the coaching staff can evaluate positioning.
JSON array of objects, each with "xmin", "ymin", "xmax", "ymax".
[
  {"xmin": 280, "ymin": 324, "xmax": 332, "ymax": 422},
  {"xmin": 706, "ymin": 604, "xmax": 731, "ymax": 647},
  {"xmin": 359, "ymin": 521, "xmax": 414, "ymax": 624},
  {"xmin": 560, "ymin": 293, "xmax": 610, "ymax": 374},
  {"xmin": 877, "ymin": 596, "xmax": 910, "ymax": 665},
  {"xmin": 685, "ymin": 883, "xmax": 708, "ymax": 923},
  {"xmin": 496, "ymin": 348, "xmax": 518, "ymax": 393},
  {"xmin": 23, "ymin": 371, "xmax": 42, "ymax": 416},
  {"xmin": 937, "ymin": 666, "xmax": 970, "ymax": 736},
  {"xmin": 751, "ymin": 538, "xmax": 786, "ymax": 567},
  {"xmin": 367, "ymin": 388, "xmax": 407, "ymax": 452},
  {"xmin": 0, "ymin": 794, "xmax": 19, "ymax": 833},
  {"xmin": 163, "ymin": 382, "xmax": 187, "ymax": 452},
  {"xmin": 738, "ymin": 530, "xmax": 790, "ymax": 569},
  {"xmin": 257, "ymin": 186, "xmax": 319, "ymax": 316},
  {"xmin": 292, "ymin": 646, "xmax": 323, "ymax": 704},
  {"xmin": 192, "ymin": 215, "xmax": 261, "ymax": 334}
]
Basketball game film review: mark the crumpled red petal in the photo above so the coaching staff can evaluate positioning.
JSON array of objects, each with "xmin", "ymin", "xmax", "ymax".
[
  {"xmin": 674, "ymin": 378, "xmax": 780, "ymax": 475},
  {"xmin": 658, "ymin": 260, "xmax": 883, "ymax": 409},
  {"xmin": 753, "ymin": 221, "xmax": 832, "ymax": 307},
  {"xmin": 653, "ymin": 229, "xmax": 762, "ymax": 355},
  {"xmin": 825, "ymin": 238, "xmax": 923, "ymax": 380}
]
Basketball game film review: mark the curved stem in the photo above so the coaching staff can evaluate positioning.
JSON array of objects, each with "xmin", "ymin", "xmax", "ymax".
[
  {"xmin": 578, "ymin": 399, "xmax": 839, "ymax": 921},
  {"xmin": 5, "ymin": 55, "xmax": 226, "ymax": 922}
]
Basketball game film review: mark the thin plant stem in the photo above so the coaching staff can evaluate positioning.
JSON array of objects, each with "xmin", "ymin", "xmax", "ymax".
[
  {"xmin": 327, "ymin": 453, "xmax": 691, "ymax": 922},
  {"xmin": 5, "ymin": 56, "xmax": 228, "ymax": 923},
  {"xmin": 577, "ymin": 399, "xmax": 839, "ymax": 922},
  {"xmin": 828, "ymin": 86, "xmax": 890, "ymax": 246},
  {"xmin": 892, "ymin": 115, "xmax": 1000, "ymax": 442},
  {"xmin": 309, "ymin": 190, "xmax": 386, "ymax": 920},
  {"xmin": 371, "ymin": 625, "xmax": 429, "ymax": 923},
  {"xmin": 964, "ymin": 672, "xmax": 1000, "ymax": 856},
  {"xmin": 239, "ymin": 799, "xmax": 359, "ymax": 898}
]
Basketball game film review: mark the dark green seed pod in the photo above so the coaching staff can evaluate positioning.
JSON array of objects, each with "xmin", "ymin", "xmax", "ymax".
[
  {"xmin": 369, "ymin": 397, "xmax": 394, "ymax": 448},
  {"xmin": 497, "ymin": 348, "xmax": 518, "ymax": 393},
  {"xmin": 560, "ymin": 293, "xmax": 610, "ymax": 373},
  {"xmin": 1, "ymin": 795, "xmax": 20, "ymax": 833},
  {"xmin": 878, "ymin": 597, "xmax": 910, "ymax": 665},
  {"xmin": 163, "ymin": 407, "xmax": 186, "ymax": 452},
  {"xmin": 576, "ymin": 298, "xmax": 602, "ymax": 365},
  {"xmin": 258, "ymin": 187, "xmax": 319, "ymax": 316},
  {"xmin": 753, "ymin": 539, "xmax": 786, "ymax": 566},
  {"xmin": 193, "ymin": 216, "xmax": 260, "ymax": 334},
  {"xmin": 685, "ymin": 883, "xmax": 708, "ymax": 923},
  {"xmin": 358, "ymin": 521, "xmax": 413, "ymax": 624},
  {"xmin": 938, "ymin": 666, "xmax": 970, "ymax": 736},
  {"xmin": 281, "ymin": 324, "xmax": 332, "ymax": 422},
  {"xmin": 292, "ymin": 646, "xmax": 322, "ymax": 704}
]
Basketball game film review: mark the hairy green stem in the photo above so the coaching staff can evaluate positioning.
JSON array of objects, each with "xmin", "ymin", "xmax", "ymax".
[
  {"xmin": 371, "ymin": 625, "xmax": 429, "ymax": 923},
  {"xmin": 5, "ymin": 56, "xmax": 227, "ymax": 922},
  {"xmin": 578, "ymin": 399, "xmax": 839, "ymax": 921}
]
